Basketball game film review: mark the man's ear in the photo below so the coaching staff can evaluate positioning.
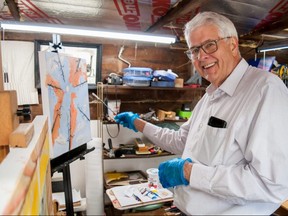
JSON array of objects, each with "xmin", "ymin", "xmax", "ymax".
[{"xmin": 230, "ymin": 37, "xmax": 239, "ymax": 55}]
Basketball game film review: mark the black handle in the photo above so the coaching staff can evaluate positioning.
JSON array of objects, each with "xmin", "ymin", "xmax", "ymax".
[{"xmin": 108, "ymin": 138, "xmax": 113, "ymax": 150}]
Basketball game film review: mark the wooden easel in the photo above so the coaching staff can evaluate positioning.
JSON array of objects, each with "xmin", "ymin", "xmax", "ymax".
[{"xmin": 47, "ymin": 34, "xmax": 95, "ymax": 215}]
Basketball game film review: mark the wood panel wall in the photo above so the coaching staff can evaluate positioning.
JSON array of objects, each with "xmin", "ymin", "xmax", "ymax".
[
  {"xmin": 5, "ymin": 32, "xmax": 286, "ymax": 123},
  {"xmin": 3, "ymin": 32, "xmax": 196, "ymax": 121},
  {"xmin": 29, "ymin": 43, "xmax": 195, "ymax": 121},
  {"xmin": 101, "ymin": 44, "xmax": 192, "ymax": 81}
]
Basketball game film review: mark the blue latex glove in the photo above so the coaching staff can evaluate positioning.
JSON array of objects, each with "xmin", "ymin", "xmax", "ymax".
[
  {"xmin": 114, "ymin": 112, "xmax": 139, "ymax": 132},
  {"xmin": 158, "ymin": 158, "xmax": 192, "ymax": 188}
]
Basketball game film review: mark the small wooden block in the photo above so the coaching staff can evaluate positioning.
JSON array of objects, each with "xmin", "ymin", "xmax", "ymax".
[
  {"xmin": 0, "ymin": 91, "xmax": 19, "ymax": 146},
  {"xmin": 137, "ymin": 144, "xmax": 149, "ymax": 152},
  {"xmin": 157, "ymin": 109, "xmax": 176, "ymax": 121},
  {"xmin": 9, "ymin": 123, "xmax": 34, "ymax": 148}
]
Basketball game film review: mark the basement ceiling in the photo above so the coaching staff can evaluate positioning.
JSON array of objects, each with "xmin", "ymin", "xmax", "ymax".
[{"xmin": 0, "ymin": 0, "xmax": 288, "ymax": 49}]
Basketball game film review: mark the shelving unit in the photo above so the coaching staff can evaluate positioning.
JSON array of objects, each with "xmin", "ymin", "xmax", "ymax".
[
  {"xmin": 100, "ymin": 85, "xmax": 206, "ymax": 114},
  {"xmin": 103, "ymin": 151, "xmax": 173, "ymax": 160},
  {"xmin": 100, "ymin": 85, "xmax": 205, "ymax": 215}
]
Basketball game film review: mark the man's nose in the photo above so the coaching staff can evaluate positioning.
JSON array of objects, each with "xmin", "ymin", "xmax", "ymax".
[{"xmin": 197, "ymin": 48, "xmax": 208, "ymax": 60}]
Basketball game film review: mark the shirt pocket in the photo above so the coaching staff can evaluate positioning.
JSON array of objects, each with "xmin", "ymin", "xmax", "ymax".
[{"xmin": 196, "ymin": 125, "xmax": 227, "ymax": 166}]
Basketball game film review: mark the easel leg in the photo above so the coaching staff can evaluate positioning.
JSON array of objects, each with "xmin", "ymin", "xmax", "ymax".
[{"xmin": 62, "ymin": 165, "xmax": 74, "ymax": 215}]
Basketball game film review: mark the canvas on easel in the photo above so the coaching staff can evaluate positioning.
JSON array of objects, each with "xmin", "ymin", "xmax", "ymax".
[{"xmin": 38, "ymin": 51, "xmax": 91, "ymax": 158}]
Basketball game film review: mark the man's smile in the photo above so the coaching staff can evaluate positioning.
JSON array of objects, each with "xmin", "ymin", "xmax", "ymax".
[{"xmin": 202, "ymin": 62, "xmax": 216, "ymax": 69}]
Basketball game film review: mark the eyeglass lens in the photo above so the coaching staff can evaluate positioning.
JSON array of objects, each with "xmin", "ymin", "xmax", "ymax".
[
  {"xmin": 186, "ymin": 37, "xmax": 231, "ymax": 60},
  {"xmin": 187, "ymin": 40, "xmax": 217, "ymax": 60}
]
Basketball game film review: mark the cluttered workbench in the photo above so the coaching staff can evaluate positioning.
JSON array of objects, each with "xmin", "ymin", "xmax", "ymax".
[
  {"xmin": 103, "ymin": 136, "xmax": 174, "ymax": 159},
  {"xmin": 101, "ymin": 132, "xmax": 178, "ymax": 215},
  {"xmin": 104, "ymin": 167, "xmax": 177, "ymax": 216}
]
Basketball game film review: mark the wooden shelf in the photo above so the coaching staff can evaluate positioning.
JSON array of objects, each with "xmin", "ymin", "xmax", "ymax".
[
  {"xmin": 103, "ymin": 119, "xmax": 186, "ymax": 124},
  {"xmin": 102, "ymin": 84, "xmax": 205, "ymax": 90},
  {"xmin": 99, "ymin": 85, "xmax": 205, "ymax": 114},
  {"xmin": 103, "ymin": 151, "xmax": 173, "ymax": 160}
]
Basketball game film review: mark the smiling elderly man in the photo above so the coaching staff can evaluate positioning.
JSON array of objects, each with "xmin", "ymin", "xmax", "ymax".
[{"xmin": 115, "ymin": 11, "xmax": 288, "ymax": 215}]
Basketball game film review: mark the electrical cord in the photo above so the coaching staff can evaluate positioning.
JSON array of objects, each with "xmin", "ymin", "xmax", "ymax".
[{"xmin": 105, "ymin": 123, "xmax": 120, "ymax": 138}]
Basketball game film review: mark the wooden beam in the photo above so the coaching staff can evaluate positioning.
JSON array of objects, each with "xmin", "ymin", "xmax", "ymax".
[
  {"xmin": 242, "ymin": 15, "xmax": 288, "ymax": 38},
  {"xmin": 145, "ymin": 0, "xmax": 203, "ymax": 33},
  {"xmin": 5, "ymin": 0, "xmax": 20, "ymax": 21}
]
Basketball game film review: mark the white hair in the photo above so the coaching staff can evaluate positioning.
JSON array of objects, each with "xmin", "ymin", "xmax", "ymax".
[{"xmin": 184, "ymin": 11, "xmax": 239, "ymax": 47}]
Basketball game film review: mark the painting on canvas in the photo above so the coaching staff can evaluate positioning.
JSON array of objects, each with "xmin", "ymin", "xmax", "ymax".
[{"xmin": 39, "ymin": 51, "xmax": 91, "ymax": 158}]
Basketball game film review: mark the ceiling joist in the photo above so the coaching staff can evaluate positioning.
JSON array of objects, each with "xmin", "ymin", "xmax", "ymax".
[
  {"xmin": 145, "ymin": 0, "xmax": 203, "ymax": 33},
  {"xmin": 5, "ymin": 0, "xmax": 20, "ymax": 21}
]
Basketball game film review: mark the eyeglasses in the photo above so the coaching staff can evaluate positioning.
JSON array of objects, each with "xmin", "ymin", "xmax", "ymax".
[{"xmin": 185, "ymin": 37, "xmax": 231, "ymax": 60}]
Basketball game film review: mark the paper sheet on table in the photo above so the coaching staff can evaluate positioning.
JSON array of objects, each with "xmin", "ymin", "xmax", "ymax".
[{"xmin": 111, "ymin": 183, "xmax": 173, "ymax": 207}]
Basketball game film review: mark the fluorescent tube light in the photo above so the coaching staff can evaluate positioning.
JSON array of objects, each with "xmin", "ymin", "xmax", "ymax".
[
  {"xmin": 257, "ymin": 39, "xmax": 288, "ymax": 52},
  {"xmin": 258, "ymin": 46, "xmax": 288, "ymax": 52},
  {"xmin": 0, "ymin": 21, "xmax": 176, "ymax": 44}
]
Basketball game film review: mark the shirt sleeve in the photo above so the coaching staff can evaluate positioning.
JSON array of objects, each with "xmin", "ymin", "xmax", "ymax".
[
  {"xmin": 189, "ymin": 77, "xmax": 288, "ymax": 205},
  {"xmin": 143, "ymin": 119, "xmax": 191, "ymax": 155}
]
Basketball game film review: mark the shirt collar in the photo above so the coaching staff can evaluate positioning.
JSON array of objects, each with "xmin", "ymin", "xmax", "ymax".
[{"xmin": 206, "ymin": 58, "xmax": 249, "ymax": 96}]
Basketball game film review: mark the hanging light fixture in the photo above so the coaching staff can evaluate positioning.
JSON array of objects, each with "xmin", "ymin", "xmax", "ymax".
[
  {"xmin": 0, "ymin": 21, "xmax": 176, "ymax": 44},
  {"xmin": 256, "ymin": 39, "xmax": 288, "ymax": 52}
]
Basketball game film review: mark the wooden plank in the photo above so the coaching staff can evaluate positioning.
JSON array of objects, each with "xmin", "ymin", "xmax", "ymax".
[
  {"xmin": 9, "ymin": 123, "xmax": 34, "ymax": 148},
  {"xmin": 0, "ymin": 116, "xmax": 51, "ymax": 215},
  {"xmin": 0, "ymin": 91, "xmax": 19, "ymax": 145},
  {"xmin": 0, "ymin": 91, "xmax": 19, "ymax": 162}
]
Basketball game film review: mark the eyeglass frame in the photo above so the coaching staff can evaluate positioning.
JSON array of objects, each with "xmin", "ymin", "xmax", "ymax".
[{"xmin": 185, "ymin": 37, "xmax": 231, "ymax": 60}]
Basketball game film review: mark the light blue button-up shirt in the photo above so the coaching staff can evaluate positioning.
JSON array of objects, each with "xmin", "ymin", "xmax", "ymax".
[{"xmin": 143, "ymin": 58, "xmax": 288, "ymax": 215}]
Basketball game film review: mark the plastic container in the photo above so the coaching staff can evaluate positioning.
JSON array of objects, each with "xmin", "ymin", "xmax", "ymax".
[
  {"xmin": 177, "ymin": 110, "xmax": 192, "ymax": 119},
  {"xmin": 146, "ymin": 168, "xmax": 161, "ymax": 189},
  {"xmin": 123, "ymin": 67, "xmax": 153, "ymax": 77},
  {"xmin": 123, "ymin": 76, "xmax": 151, "ymax": 87},
  {"xmin": 153, "ymin": 69, "xmax": 178, "ymax": 81},
  {"xmin": 151, "ymin": 81, "xmax": 174, "ymax": 88}
]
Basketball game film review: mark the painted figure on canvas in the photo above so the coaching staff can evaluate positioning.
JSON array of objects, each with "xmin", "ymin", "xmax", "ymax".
[{"xmin": 39, "ymin": 51, "xmax": 91, "ymax": 158}]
